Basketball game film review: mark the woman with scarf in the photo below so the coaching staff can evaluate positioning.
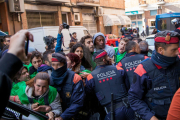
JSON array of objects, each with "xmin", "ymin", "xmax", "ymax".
[{"xmin": 50, "ymin": 53, "xmax": 85, "ymax": 120}]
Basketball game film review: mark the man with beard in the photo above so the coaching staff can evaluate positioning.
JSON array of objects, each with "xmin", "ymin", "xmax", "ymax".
[
  {"xmin": 86, "ymin": 50, "xmax": 135, "ymax": 120},
  {"xmin": 93, "ymin": 33, "xmax": 115, "ymax": 58},
  {"xmin": 129, "ymin": 31, "xmax": 180, "ymax": 120},
  {"xmin": 50, "ymin": 53, "xmax": 85, "ymax": 120},
  {"xmin": 114, "ymin": 38, "xmax": 129, "ymax": 64},
  {"xmin": 80, "ymin": 35, "xmax": 96, "ymax": 70}
]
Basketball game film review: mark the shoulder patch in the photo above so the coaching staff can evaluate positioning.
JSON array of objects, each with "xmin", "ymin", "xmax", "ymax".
[
  {"xmin": 73, "ymin": 74, "xmax": 82, "ymax": 84},
  {"xmin": 134, "ymin": 64, "xmax": 147, "ymax": 77},
  {"xmin": 117, "ymin": 62, "xmax": 122, "ymax": 67},
  {"xmin": 87, "ymin": 74, "xmax": 93, "ymax": 81},
  {"xmin": 116, "ymin": 66, "xmax": 123, "ymax": 70},
  {"xmin": 144, "ymin": 56, "xmax": 149, "ymax": 59}
]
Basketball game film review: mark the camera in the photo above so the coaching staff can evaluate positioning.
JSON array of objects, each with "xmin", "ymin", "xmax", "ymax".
[{"xmin": 63, "ymin": 22, "xmax": 69, "ymax": 29}]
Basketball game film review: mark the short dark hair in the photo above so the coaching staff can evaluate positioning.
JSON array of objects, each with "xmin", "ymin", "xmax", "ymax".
[
  {"xmin": 120, "ymin": 38, "xmax": 129, "ymax": 43},
  {"xmin": 79, "ymin": 35, "xmax": 93, "ymax": 45},
  {"xmin": 70, "ymin": 43, "xmax": 84, "ymax": 53},
  {"xmin": 94, "ymin": 55, "xmax": 106, "ymax": 66},
  {"xmin": 30, "ymin": 51, "xmax": 42, "ymax": 63},
  {"xmin": 125, "ymin": 41, "xmax": 137, "ymax": 53},
  {"xmin": 72, "ymin": 32, "xmax": 76, "ymax": 35},
  {"xmin": 139, "ymin": 41, "xmax": 148, "ymax": 52},
  {"xmin": 34, "ymin": 72, "xmax": 50, "ymax": 85},
  {"xmin": 3, "ymin": 35, "xmax": 11, "ymax": 42},
  {"xmin": 43, "ymin": 50, "xmax": 54, "ymax": 62},
  {"xmin": 155, "ymin": 42, "xmax": 172, "ymax": 51},
  {"xmin": 132, "ymin": 38, "xmax": 142, "ymax": 43}
]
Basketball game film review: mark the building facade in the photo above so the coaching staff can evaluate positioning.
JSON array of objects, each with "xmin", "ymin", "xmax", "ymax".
[
  {"xmin": 0, "ymin": 0, "xmax": 130, "ymax": 37},
  {"xmin": 125, "ymin": 0, "xmax": 180, "ymax": 33}
]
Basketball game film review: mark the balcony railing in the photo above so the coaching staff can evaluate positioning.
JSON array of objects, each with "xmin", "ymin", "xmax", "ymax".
[{"xmin": 76, "ymin": 0, "xmax": 100, "ymax": 4}]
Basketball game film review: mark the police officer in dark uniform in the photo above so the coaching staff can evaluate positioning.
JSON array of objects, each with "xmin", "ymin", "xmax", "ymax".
[
  {"xmin": 86, "ymin": 50, "xmax": 135, "ymax": 120},
  {"xmin": 171, "ymin": 18, "xmax": 180, "ymax": 34},
  {"xmin": 120, "ymin": 27, "xmax": 134, "ymax": 41},
  {"xmin": 117, "ymin": 41, "xmax": 148, "ymax": 85},
  {"xmin": 128, "ymin": 31, "xmax": 180, "ymax": 120}
]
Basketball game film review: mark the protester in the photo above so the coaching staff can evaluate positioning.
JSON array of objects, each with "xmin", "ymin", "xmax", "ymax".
[
  {"xmin": 114, "ymin": 38, "xmax": 129, "ymax": 64},
  {"xmin": 50, "ymin": 53, "xmax": 85, "ymax": 120},
  {"xmin": 132, "ymin": 29, "xmax": 139, "ymax": 38},
  {"xmin": 141, "ymin": 26, "xmax": 146, "ymax": 37},
  {"xmin": 117, "ymin": 41, "xmax": 148, "ymax": 85},
  {"xmin": 129, "ymin": 31, "xmax": 180, "ymax": 120},
  {"xmin": 70, "ymin": 32, "xmax": 78, "ymax": 43},
  {"xmin": 37, "ymin": 50, "xmax": 54, "ymax": 75},
  {"xmin": 120, "ymin": 27, "xmax": 134, "ymax": 41},
  {"xmin": 66, "ymin": 53, "xmax": 81, "ymax": 74},
  {"xmin": 86, "ymin": 50, "xmax": 135, "ymax": 120},
  {"xmin": 79, "ymin": 35, "xmax": 96, "ymax": 70},
  {"xmin": 11, "ymin": 72, "xmax": 62, "ymax": 120},
  {"xmin": 139, "ymin": 41, "xmax": 149, "ymax": 56},
  {"xmin": 93, "ymin": 32, "xmax": 115, "ymax": 58},
  {"xmin": 3, "ymin": 35, "xmax": 11, "ymax": 47},
  {"xmin": 132, "ymin": 38, "xmax": 142, "ymax": 43},
  {"xmin": 29, "ymin": 51, "xmax": 43, "ymax": 78},
  {"xmin": 0, "ymin": 29, "xmax": 34, "ymax": 117},
  {"xmin": 70, "ymin": 43, "xmax": 86, "ymax": 71}
]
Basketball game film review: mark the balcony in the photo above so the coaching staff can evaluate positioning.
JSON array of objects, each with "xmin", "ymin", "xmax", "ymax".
[
  {"xmin": 139, "ymin": 0, "xmax": 147, "ymax": 7},
  {"xmin": 156, "ymin": 0, "xmax": 165, "ymax": 5},
  {"xmin": 24, "ymin": 0, "xmax": 70, "ymax": 4},
  {"xmin": 76, "ymin": 0, "xmax": 100, "ymax": 7}
]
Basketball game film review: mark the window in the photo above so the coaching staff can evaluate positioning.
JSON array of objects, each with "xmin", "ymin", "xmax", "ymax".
[
  {"xmin": 131, "ymin": 15, "xmax": 136, "ymax": 20},
  {"xmin": 137, "ymin": 14, "xmax": 142, "ymax": 19},
  {"xmin": 151, "ymin": 21, "xmax": 155, "ymax": 26},
  {"xmin": 150, "ymin": 10, "xmax": 157, "ymax": 16},
  {"xmin": 26, "ymin": 12, "xmax": 55, "ymax": 29}
]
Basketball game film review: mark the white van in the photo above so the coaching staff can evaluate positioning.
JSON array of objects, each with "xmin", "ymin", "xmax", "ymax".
[{"xmin": 28, "ymin": 26, "xmax": 89, "ymax": 53}]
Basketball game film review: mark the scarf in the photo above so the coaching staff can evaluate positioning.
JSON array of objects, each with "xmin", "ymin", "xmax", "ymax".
[
  {"xmin": 115, "ymin": 51, "xmax": 126, "ymax": 63},
  {"xmin": 51, "ymin": 64, "xmax": 67, "ymax": 91},
  {"xmin": 37, "ymin": 64, "xmax": 52, "ymax": 72},
  {"xmin": 151, "ymin": 50, "xmax": 177, "ymax": 67}
]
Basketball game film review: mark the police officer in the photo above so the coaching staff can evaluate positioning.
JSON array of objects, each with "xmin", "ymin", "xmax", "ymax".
[
  {"xmin": 171, "ymin": 18, "xmax": 180, "ymax": 34},
  {"xmin": 50, "ymin": 53, "xmax": 85, "ymax": 120},
  {"xmin": 120, "ymin": 27, "xmax": 134, "ymax": 41},
  {"xmin": 86, "ymin": 50, "xmax": 135, "ymax": 120},
  {"xmin": 128, "ymin": 31, "xmax": 180, "ymax": 120},
  {"xmin": 117, "ymin": 41, "xmax": 148, "ymax": 85}
]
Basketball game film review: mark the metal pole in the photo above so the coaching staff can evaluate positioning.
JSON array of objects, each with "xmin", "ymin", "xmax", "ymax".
[{"xmin": 111, "ymin": 93, "xmax": 114, "ymax": 120}]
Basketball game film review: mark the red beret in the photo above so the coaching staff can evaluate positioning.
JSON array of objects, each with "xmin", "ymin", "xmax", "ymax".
[{"xmin": 155, "ymin": 33, "xmax": 179, "ymax": 44}]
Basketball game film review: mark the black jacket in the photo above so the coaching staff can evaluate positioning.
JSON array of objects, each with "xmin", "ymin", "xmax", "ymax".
[{"xmin": 0, "ymin": 53, "xmax": 22, "ymax": 117}]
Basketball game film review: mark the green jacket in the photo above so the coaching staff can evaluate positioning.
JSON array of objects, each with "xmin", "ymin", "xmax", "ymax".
[{"xmin": 114, "ymin": 47, "xmax": 126, "ymax": 63}]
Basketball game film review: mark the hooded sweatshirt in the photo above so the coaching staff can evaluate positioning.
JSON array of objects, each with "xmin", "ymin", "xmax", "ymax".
[
  {"xmin": 93, "ymin": 32, "xmax": 115, "ymax": 58},
  {"xmin": 21, "ymin": 85, "xmax": 62, "ymax": 117}
]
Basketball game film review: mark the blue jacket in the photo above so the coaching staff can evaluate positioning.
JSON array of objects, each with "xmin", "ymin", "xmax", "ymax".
[
  {"xmin": 128, "ymin": 59, "xmax": 180, "ymax": 120},
  {"xmin": 55, "ymin": 33, "xmax": 63, "ymax": 53},
  {"xmin": 50, "ymin": 70, "xmax": 85, "ymax": 120}
]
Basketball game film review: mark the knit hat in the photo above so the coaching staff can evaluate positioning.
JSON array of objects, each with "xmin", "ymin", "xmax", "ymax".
[
  {"xmin": 93, "ymin": 32, "xmax": 106, "ymax": 44},
  {"xmin": 154, "ymin": 30, "xmax": 180, "ymax": 44},
  {"xmin": 52, "ymin": 53, "xmax": 66, "ymax": 64},
  {"xmin": 93, "ymin": 49, "xmax": 107, "ymax": 60}
]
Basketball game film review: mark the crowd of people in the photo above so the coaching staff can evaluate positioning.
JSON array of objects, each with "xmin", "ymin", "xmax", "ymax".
[{"xmin": 1, "ymin": 18, "xmax": 180, "ymax": 120}]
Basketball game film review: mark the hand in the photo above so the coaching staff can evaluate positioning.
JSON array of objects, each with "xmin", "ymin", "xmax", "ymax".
[
  {"xmin": 31, "ymin": 102, "xmax": 39, "ymax": 110},
  {"xmin": 80, "ymin": 72, "xmax": 90, "ymax": 78},
  {"xmin": 58, "ymin": 24, "xmax": 64, "ymax": 34},
  {"xmin": 150, "ymin": 116, "xmax": 158, "ymax": 120},
  {"xmin": 46, "ymin": 112, "xmax": 54, "ymax": 120},
  {"xmin": 15, "ymin": 96, "xmax": 21, "ymax": 104},
  {"xmin": 33, "ymin": 105, "xmax": 52, "ymax": 112},
  {"xmin": 8, "ymin": 30, "xmax": 34, "ymax": 62},
  {"xmin": 55, "ymin": 116, "xmax": 63, "ymax": 120}
]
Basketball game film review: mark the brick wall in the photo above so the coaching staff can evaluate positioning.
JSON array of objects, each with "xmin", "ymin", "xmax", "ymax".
[
  {"xmin": 21, "ymin": 11, "xmax": 28, "ymax": 29},
  {"xmin": 97, "ymin": 16, "xmax": 105, "ymax": 34},
  {"xmin": 112, "ymin": 25, "xmax": 118, "ymax": 36},
  {"xmin": 100, "ymin": 0, "xmax": 125, "ymax": 9}
]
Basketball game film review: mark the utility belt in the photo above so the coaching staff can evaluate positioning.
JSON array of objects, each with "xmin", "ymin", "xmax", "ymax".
[{"xmin": 104, "ymin": 97, "xmax": 130, "ymax": 114}]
